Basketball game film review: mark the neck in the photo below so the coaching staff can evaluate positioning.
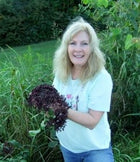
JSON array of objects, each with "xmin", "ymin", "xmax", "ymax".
[{"xmin": 71, "ymin": 66, "xmax": 83, "ymax": 80}]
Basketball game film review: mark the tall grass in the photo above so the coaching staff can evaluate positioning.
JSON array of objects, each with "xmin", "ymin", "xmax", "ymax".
[
  {"xmin": 0, "ymin": 40, "xmax": 139, "ymax": 161},
  {"xmin": 0, "ymin": 40, "xmax": 63, "ymax": 161}
]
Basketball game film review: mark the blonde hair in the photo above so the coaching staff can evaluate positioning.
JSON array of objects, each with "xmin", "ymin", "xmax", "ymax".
[{"xmin": 53, "ymin": 17, "xmax": 105, "ymax": 83}]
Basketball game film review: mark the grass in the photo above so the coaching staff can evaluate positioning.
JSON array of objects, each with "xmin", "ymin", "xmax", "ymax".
[
  {"xmin": 0, "ymin": 40, "xmax": 60, "ymax": 161},
  {"xmin": 0, "ymin": 40, "xmax": 140, "ymax": 161},
  {"xmin": 0, "ymin": 40, "xmax": 57, "ymax": 57},
  {"xmin": 112, "ymin": 131, "xmax": 140, "ymax": 162}
]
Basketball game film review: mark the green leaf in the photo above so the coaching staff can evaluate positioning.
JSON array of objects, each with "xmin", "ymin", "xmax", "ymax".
[
  {"xmin": 82, "ymin": 0, "xmax": 96, "ymax": 5},
  {"xmin": 110, "ymin": 28, "xmax": 121, "ymax": 37},
  {"xmin": 50, "ymin": 128, "xmax": 56, "ymax": 139},
  {"xmin": 82, "ymin": 0, "xmax": 89, "ymax": 5},
  {"xmin": 123, "ymin": 113, "xmax": 140, "ymax": 117},
  {"xmin": 40, "ymin": 119, "xmax": 46, "ymax": 130},
  {"xmin": 125, "ymin": 34, "xmax": 133, "ymax": 50},
  {"xmin": 8, "ymin": 139, "xmax": 21, "ymax": 148},
  {"xmin": 20, "ymin": 160, "xmax": 28, "ymax": 162},
  {"xmin": 133, "ymin": 38, "xmax": 140, "ymax": 49},
  {"xmin": 48, "ymin": 141, "xmax": 58, "ymax": 148},
  {"xmin": 48, "ymin": 108, "xmax": 55, "ymax": 117},
  {"xmin": 97, "ymin": 0, "xmax": 108, "ymax": 8},
  {"xmin": 29, "ymin": 129, "xmax": 41, "ymax": 137}
]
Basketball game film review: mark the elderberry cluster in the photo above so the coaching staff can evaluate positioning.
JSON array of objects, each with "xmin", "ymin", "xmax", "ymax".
[{"xmin": 27, "ymin": 84, "xmax": 70, "ymax": 131}]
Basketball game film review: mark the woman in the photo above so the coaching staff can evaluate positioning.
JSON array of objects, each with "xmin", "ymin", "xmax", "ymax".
[{"xmin": 53, "ymin": 17, "xmax": 114, "ymax": 162}]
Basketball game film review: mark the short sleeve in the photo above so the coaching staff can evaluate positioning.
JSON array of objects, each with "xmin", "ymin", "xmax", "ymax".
[
  {"xmin": 52, "ymin": 77, "xmax": 57, "ymax": 87},
  {"xmin": 88, "ymin": 70, "xmax": 113, "ymax": 112},
  {"xmin": 52, "ymin": 76, "xmax": 64, "ymax": 94}
]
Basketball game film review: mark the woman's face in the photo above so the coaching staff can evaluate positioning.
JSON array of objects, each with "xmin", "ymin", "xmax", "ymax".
[{"xmin": 68, "ymin": 31, "xmax": 91, "ymax": 69}]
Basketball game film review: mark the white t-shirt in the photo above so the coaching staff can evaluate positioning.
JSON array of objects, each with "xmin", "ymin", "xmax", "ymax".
[{"xmin": 53, "ymin": 68, "xmax": 113, "ymax": 153}]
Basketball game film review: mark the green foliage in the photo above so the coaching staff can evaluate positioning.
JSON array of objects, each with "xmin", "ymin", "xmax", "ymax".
[
  {"xmin": 113, "ymin": 132, "xmax": 140, "ymax": 162},
  {"xmin": 0, "ymin": 0, "xmax": 80, "ymax": 47},
  {"xmin": 82, "ymin": 0, "xmax": 109, "ymax": 8},
  {"xmin": 82, "ymin": 0, "xmax": 140, "ymax": 132},
  {"xmin": 0, "ymin": 41, "xmax": 63, "ymax": 161}
]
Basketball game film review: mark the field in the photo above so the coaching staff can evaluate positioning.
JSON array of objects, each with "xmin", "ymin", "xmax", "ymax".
[{"xmin": 0, "ymin": 40, "xmax": 139, "ymax": 161}]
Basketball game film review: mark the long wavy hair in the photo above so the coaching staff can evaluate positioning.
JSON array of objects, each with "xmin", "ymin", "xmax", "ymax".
[{"xmin": 53, "ymin": 17, "xmax": 105, "ymax": 84}]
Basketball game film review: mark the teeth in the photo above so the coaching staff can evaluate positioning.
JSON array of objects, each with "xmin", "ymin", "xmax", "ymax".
[{"xmin": 74, "ymin": 55, "xmax": 83, "ymax": 58}]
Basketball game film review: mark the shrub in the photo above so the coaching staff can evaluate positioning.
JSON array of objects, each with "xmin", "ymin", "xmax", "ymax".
[
  {"xmin": 0, "ymin": 0, "xmax": 80, "ymax": 47},
  {"xmin": 81, "ymin": 0, "xmax": 140, "ymax": 132}
]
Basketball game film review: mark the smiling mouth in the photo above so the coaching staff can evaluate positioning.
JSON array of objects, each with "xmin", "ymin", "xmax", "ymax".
[{"xmin": 74, "ymin": 55, "xmax": 84, "ymax": 58}]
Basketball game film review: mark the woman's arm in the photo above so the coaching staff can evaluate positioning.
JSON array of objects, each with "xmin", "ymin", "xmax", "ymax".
[{"xmin": 67, "ymin": 108, "xmax": 104, "ymax": 129}]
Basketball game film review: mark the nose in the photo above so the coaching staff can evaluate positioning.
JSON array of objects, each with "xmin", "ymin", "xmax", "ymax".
[{"xmin": 74, "ymin": 44, "xmax": 82, "ymax": 51}]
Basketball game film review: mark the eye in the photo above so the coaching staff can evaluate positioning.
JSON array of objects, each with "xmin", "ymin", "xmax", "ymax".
[
  {"xmin": 81, "ymin": 42, "xmax": 88, "ymax": 46},
  {"xmin": 69, "ymin": 41, "xmax": 76, "ymax": 45}
]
